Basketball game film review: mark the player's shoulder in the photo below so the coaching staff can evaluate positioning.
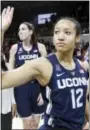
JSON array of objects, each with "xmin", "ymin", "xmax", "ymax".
[
  {"xmin": 37, "ymin": 42, "xmax": 46, "ymax": 48},
  {"xmin": 10, "ymin": 44, "xmax": 18, "ymax": 54},
  {"xmin": 10, "ymin": 44, "xmax": 18, "ymax": 51},
  {"xmin": 27, "ymin": 57, "xmax": 52, "ymax": 70},
  {"xmin": 33, "ymin": 56, "xmax": 50, "ymax": 64},
  {"xmin": 37, "ymin": 42, "xmax": 47, "ymax": 56},
  {"xmin": 77, "ymin": 59, "xmax": 89, "ymax": 72}
]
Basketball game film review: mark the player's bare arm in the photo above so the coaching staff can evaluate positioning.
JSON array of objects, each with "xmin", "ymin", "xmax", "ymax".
[
  {"xmin": 8, "ymin": 44, "xmax": 18, "ymax": 70},
  {"xmin": 78, "ymin": 60, "xmax": 89, "ymax": 121},
  {"xmin": 85, "ymin": 80, "xmax": 89, "ymax": 121},
  {"xmin": 38, "ymin": 42, "xmax": 47, "ymax": 57},
  {"xmin": 2, "ymin": 57, "xmax": 53, "ymax": 89},
  {"xmin": 78, "ymin": 59, "xmax": 89, "ymax": 72}
]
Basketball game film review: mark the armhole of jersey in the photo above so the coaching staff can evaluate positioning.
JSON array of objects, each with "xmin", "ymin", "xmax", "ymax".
[
  {"xmin": 14, "ymin": 43, "xmax": 20, "ymax": 57},
  {"xmin": 76, "ymin": 59, "xmax": 89, "ymax": 79},
  {"xmin": 44, "ymin": 57, "xmax": 54, "ymax": 88},
  {"xmin": 77, "ymin": 59, "xmax": 88, "ymax": 73}
]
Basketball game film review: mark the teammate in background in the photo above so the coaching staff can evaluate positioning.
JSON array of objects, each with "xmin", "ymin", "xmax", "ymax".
[
  {"xmin": 1, "ymin": 7, "xmax": 89, "ymax": 130},
  {"xmin": 85, "ymin": 47, "xmax": 89, "ymax": 63},
  {"xmin": 73, "ymin": 42, "xmax": 81, "ymax": 60},
  {"xmin": 8, "ymin": 21, "xmax": 47, "ymax": 129}
]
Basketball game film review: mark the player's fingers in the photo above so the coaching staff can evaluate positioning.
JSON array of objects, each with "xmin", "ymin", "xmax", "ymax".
[{"xmin": 2, "ymin": 8, "xmax": 7, "ymax": 17}]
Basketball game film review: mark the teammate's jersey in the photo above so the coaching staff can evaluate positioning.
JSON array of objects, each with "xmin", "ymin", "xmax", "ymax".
[
  {"xmin": 45, "ymin": 54, "xmax": 88, "ymax": 130},
  {"xmin": 14, "ymin": 42, "xmax": 47, "ymax": 116},
  {"xmin": 15, "ymin": 42, "xmax": 41, "ymax": 67}
]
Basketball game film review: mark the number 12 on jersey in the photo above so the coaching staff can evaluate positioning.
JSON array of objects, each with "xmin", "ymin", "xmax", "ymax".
[{"xmin": 70, "ymin": 88, "xmax": 83, "ymax": 109}]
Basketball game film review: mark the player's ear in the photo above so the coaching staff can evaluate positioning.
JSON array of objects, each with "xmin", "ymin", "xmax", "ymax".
[
  {"xmin": 75, "ymin": 35, "xmax": 80, "ymax": 47},
  {"xmin": 76, "ymin": 35, "xmax": 80, "ymax": 43}
]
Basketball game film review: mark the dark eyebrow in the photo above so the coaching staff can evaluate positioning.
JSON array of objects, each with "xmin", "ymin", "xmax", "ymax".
[{"xmin": 64, "ymin": 28, "xmax": 72, "ymax": 31}]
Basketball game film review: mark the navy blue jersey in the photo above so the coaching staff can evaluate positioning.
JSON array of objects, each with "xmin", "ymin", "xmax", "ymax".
[
  {"xmin": 14, "ymin": 42, "xmax": 47, "ymax": 117},
  {"xmin": 15, "ymin": 42, "xmax": 41, "ymax": 67},
  {"xmin": 14, "ymin": 42, "xmax": 41, "ymax": 103},
  {"xmin": 14, "ymin": 42, "xmax": 41, "ymax": 87},
  {"xmin": 44, "ymin": 54, "xmax": 88, "ymax": 130}
]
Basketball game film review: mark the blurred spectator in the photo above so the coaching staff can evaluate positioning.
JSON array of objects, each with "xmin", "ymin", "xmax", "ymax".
[
  {"xmin": 80, "ymin": 47, "xmax": 87, "ymax": 62},
  {"xmin": 73, "ymin": 42, "xmax": 82, "ymax": 60}
]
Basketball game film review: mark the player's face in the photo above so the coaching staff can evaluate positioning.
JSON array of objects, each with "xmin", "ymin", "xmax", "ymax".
[
  {"xmin": 53, "ymin": 19, "xmax": 80, "ymax": 52},
  {"xmin": 18, "ymin": 24, "xmax": 33, "ymax": 41}
]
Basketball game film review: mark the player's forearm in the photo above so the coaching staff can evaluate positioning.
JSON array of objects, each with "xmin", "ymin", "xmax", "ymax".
[
  {"xmin": 0, "ymin": 31, "xmax": 5, "ymax": 47},
  {"xmin": 0, "ymin": 31, "xmax": 4, "ymax": 64},
  {"xmin": 85, "ymin": 99, "xmax": 89, "ymax": 121},
  {"xmin": 2, "ymin": 63, "xmax": 37, "ymax": 89},
  {"xmin": 8, "ymin": 62, "xmax": 15, "ymax": 70}
]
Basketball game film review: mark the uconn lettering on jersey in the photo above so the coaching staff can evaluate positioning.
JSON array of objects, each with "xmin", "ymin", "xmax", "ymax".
[
  {"xmin": 57, "ymin": 77, "xmax": 87, "ymax": 89},
  {"xmin": 19, "ymin": 54, "xmax": 38, "ymax": 60}
]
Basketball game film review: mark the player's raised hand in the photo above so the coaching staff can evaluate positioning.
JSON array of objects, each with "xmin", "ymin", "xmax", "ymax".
[{"xmin": 0, "ymin": 6, "xmax": 14, "ymax": 32}]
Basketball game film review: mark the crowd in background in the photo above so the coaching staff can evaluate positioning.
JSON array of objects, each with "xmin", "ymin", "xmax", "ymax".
[
  {"xmin": 2, "ymin": 35, "xmax": 89, "ymax": 63},
  {"xmin": 2, "ymin": 3, "xmax": 89, "ymax": 63}
]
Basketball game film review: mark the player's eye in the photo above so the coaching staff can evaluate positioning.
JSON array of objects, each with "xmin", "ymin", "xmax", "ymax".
[
  {"xmin": 65, "ymin": 31, "xmax": 71, "ymax": 35},
  {"xmin": 54, "ymin": 30, "xmax": 59, "ymax": 34}
]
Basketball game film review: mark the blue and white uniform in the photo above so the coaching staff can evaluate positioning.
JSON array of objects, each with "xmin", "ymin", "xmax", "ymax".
[
  {"xmin": 14, "ymin": 42, "xmax": 45, "ymax": 117},
  {"xmin": 39, "ymin": 54, "xmax": 88, "ymax": 130}
]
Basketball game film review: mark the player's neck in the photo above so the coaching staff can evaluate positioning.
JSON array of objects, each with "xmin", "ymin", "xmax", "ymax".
[
  {"xmin": 56, "ymin": 50, "xmax": 74, "ymax": 63},
  {"xmin": 22, "ymin": 38, "xmax": 32, "ymax": 47}
]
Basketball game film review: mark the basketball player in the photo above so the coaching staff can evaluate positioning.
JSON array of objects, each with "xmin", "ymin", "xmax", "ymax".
[
  {"xmin": 8, "ymin": 22, "xmax": 47, "ymax": 129},
  {"xmin": 1, "ymin": 7, "xmax": 89, "ymax": 130}
]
